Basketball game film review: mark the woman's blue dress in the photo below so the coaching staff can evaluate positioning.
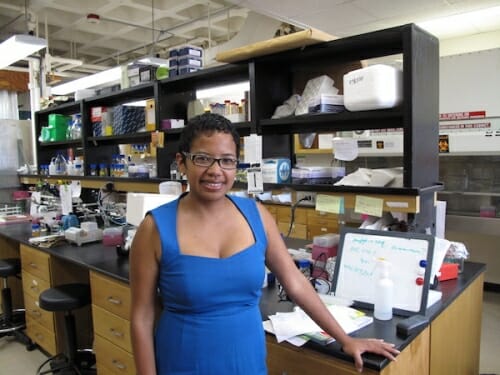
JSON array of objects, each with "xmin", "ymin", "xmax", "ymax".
[{"xmin": 149, "ymin": 195, "xmax": 268, "ymax": 374}]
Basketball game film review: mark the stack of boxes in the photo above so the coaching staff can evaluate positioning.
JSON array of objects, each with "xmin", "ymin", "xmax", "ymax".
[{"xmin": 168, "ymin": 45, "xmax": 203, "ymax": 77}]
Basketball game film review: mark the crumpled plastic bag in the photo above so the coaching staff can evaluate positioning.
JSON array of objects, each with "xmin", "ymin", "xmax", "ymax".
[{"xmin": 272, "ymin": 94, "xmax": 301, "ymax": 119}]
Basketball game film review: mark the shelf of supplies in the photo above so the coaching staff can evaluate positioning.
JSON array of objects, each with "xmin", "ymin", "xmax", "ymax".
[{"xmin": 19, "ymin": 175, "xmax": 169, "ymax": 193}]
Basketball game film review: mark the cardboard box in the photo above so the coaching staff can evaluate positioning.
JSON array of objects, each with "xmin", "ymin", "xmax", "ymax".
[
  {"xmin": 262, "ymin": 158, "xmax": 291, "ymax": 183},
  {"xmin": 216, "ymin": 28, "xmax": 334, "ymax": 63}
]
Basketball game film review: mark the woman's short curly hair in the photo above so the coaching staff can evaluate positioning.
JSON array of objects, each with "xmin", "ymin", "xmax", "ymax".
[{"xmin": 178, "ymin": 113, "xmax": 240, "ymax": 157}]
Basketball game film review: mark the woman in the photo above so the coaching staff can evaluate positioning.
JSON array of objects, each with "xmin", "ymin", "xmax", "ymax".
[{"xmin": 130, "ymin": 113, "xmax": 399, "ymax": 374}]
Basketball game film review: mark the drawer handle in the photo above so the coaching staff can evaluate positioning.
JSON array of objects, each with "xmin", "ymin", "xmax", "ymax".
[
  {"xmin": 29, "ymin": 262, "xmax": 38, "ymax": 269},
  {"xmin": 30, "ymin": 285, "xmax": 40, "ymax": 292},
  {"xmin": 110, "ymin": 328, "xmax": 124, "ymax": 338},
  {"xmin": 112, "ymin": 359, "xmax": 126, "ymax": 370},
  {"xmin": 107, "ymin": 297, "xmax": 122, "ymax": 305},
  {"xmin": 35, "ymin": 333, "xmax": 44, "ymax": 340},
  {"xmin": 31, "ymin": 309, "xmax": 42, "ymax": 317}
]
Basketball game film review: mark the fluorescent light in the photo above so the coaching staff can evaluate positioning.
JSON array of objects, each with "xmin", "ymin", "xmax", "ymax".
[
  {"xmin": 136, "ymin": 56, "xmax": 170, "ymax": 66},
  {"xmin": 417, "ymin": 6, "xmax": 500, "ymax": 39},
  {"xmin": 196, "ymin": 81, "xmax": 249, "ymax": 100},
  {"xmin": 0, "ymin": 34, "xmax": 47, "ymax": 69},
  {"xmin": 51, "ymin": 66, "xmax": 122, "ymax": 95}
]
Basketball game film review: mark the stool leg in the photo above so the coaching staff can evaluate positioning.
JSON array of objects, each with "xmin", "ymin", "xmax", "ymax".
[
  {"xmin": 1, "ymin": 284, "xmax": 13, "ymax": 322},
  {"xmin": 65, "ymin": 312, "xmax": 78, "ymax": 364}
]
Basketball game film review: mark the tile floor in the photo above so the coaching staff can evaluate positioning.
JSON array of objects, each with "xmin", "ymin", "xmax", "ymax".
[{"xmin": 1, "ymin": 291, "xmax": 499, "ymax": 374}]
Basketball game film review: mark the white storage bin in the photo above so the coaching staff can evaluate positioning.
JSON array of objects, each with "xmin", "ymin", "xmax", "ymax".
[
  {"xmin": 313, "ymin": 233, "xmax": 340, "ymax": 248},
  {"xmin": 343, "ymin": 64, "xmax": 402, "ymax": 111}
]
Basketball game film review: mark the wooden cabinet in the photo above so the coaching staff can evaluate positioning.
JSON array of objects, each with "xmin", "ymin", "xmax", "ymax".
[
  {"xmin": 90, "ymin": 271, "xmax": 135, "ymax": 375},
  {"xmin": 264, "ymin": 203, "xmax": 339, "ymax": 240},
  {"xmin": 266, "ymin": 269, "xmax": 484, "ymax": 375},
  {"xmin": 307, "ymin": 209, "xmax": 339, "ymax": 239},
  {"xmin": 20, "ymin": 244, "xmax": 56, "ymax": 354},
  {"xmin": 0, "ymin": 237, "xmax": 23, "ymax": 310},
  {"xmin": 20, "ymin": 244, "xmax": 92, "ymax": 356}
]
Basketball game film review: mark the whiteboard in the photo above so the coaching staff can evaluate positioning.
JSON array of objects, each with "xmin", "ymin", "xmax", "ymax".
[{"xmin": 332, "ymin": 228, "xmax": 435, "ymax": 316}]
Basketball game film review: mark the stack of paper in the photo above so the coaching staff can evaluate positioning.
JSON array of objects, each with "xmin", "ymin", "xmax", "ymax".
[{"xmin": 264, "ymin": 305, "xmax": 373, "ymax": 347}]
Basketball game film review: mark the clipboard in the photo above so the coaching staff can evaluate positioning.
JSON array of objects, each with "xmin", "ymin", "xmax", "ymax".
[{"xmin": 332, "ymin": 227, "xmax": 435, "ymax": 316}]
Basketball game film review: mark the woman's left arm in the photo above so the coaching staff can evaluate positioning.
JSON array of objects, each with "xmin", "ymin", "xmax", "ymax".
[{"xmin": 257, "ymin": 204, "xmax": 400, "ymax": 372}]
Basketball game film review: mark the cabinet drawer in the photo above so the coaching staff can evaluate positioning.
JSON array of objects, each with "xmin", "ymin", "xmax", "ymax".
[
  {"xmin": 20, "ymin": 245, "xmax": 50, "ymax": 281},
  {"xmin": 27, "ymin": 319, "xmax": 56, "ymax": 355},
  {"xmin": 277, "ymin": 206, "xmax": 308, "ymax": 225},
  {"xmin": 22, "ymin": 270, "xmax": 50, "ymax": 299},
  {"xmin": 93, "ymin": 305, "xmax": 132, "ymax": 352},
  {"xmin": 94, "ymin": 335, "xmax": 136, "ymax": 375},
  {"xmin": 278, "ymin": 222, "xmax": 307, "ymax": 240},
  {"xmin": 262, "ymin": 204, "xmax": 278, "ymax": 222},
  {"xmin": 308, "ymin": 224, "xmax": 339, "ymax": 240},
  {"xmin": 90, "ymin": 272, "xmax": 130, "ymax": 320},
  {"xmin": 24, "ymin": 295, "xmax": 54, "ymax": 331},
  {"xmin": 307, "ymin": 210, "xmax": 339, "ymax": 225}
]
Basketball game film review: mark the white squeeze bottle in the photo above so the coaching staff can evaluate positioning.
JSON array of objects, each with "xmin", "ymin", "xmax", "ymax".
[{"xmin": 374, "ymin": 258, "xmax": 393, "ymax": 320}]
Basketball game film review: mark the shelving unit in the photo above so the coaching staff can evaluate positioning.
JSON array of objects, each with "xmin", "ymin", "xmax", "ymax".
[{"xmin": 31, "ymin": 23, "xmax": 440, "ymax": 233}]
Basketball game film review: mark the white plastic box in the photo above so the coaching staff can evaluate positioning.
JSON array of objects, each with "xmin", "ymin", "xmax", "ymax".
[{"xmin": 343, "ymin": 64, "xmax": 402, "ymax": 111}]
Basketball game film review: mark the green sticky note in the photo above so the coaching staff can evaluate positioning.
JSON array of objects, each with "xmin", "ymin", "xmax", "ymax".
[
  {"xmin": 354, "ymin": 195, "xmax": 383, "ymax": 217},
  {"xmin": 315, "ymin": 194, "xmax": 344, "ymax": 214}
]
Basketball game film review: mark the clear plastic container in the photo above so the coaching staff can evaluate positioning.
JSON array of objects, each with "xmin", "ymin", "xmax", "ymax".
[{"xmin": 313, "ymin": 233, "xmax": 340, "ymax": 248}]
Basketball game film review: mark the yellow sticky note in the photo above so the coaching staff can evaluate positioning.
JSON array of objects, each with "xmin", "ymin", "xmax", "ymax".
[
  {"xmin": 315, "ymin": 194, "xmax": 343, "ymax": 214},
  {"xmin": 354, "ymin": 195, "xmax": 383, "ymax": 217}
]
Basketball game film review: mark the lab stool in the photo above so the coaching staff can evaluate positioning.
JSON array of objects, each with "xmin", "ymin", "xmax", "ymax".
[
  {"xmin": 37, "ymin": 283, "xmax": 96, "ymax": 375},
  {"xmin": 0, "ymin": 258, "xmax": 34, "ymax": 349}
]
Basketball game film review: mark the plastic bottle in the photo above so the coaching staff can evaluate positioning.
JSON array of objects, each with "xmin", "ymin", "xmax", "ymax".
[
  {"xmin": 374, "ymin": 258, "xmax": 393, "ymax": 320},
  {"xmin": 71, "ymin": 114, "xmax": 82, "ymax": 139}
]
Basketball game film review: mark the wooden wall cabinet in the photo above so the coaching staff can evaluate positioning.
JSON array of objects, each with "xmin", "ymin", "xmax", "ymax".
[
  {"xmin": 90, "ymin": 271, "xmax": 135, "ymax": 375},
  {"xmin": 20, "ymin": 244, "xmax": 92, "ymax": 355}
]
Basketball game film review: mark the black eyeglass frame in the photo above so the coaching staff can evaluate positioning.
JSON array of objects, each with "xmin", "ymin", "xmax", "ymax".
[{"xmin": 182, "ymin": 152, "xmax": 239, "ymax": 170}]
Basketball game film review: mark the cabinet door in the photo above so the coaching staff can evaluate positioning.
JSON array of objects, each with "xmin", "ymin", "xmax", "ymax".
[
  {"xmin": 90, "ymin": 271, "xmax": 131, "ymax": 320},
  {"xmin": 20, "ymin": 244, "xmax": 50, "ymax": 281},
  {"xmin": 278, "ymin": 222, "xmax": 307, "ymax": 239},
  {"xmin": 94, "ymin": 334, "xmax": 136, "ymax": 375},
  {"xmin": 277, "ymin": 206, "xmax": 307, "ymax": 225},
  {"xmin": 266, "ymin": 337, "xmax": 378, "ymax": 375},
  {"xmin": 92, "ymin": 304, "xmax": 132, "ymax": 352}
]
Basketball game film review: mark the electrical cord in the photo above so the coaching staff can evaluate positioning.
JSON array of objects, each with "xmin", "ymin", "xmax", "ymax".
[{"xmin": 285, "ymin": 196, "xmax": 311, "ymax": 238}]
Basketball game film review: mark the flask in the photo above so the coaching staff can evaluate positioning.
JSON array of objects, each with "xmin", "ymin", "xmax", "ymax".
[
  {"xmin": 374, "ymin": 258, "xmax": 393, "ymax": 320},
  {"xmin": 54, "ymin": 153, "xmax": 67, "ymax": 175}
]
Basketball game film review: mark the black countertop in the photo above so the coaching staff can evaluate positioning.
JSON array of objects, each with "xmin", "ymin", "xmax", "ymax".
[{"xmin": 0, "ymin": 223, "xmax": 486, "ymax": 371}]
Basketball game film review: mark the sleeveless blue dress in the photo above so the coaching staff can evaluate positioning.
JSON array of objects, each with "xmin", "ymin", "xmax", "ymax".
[{"xmin": 149, "ymin": 195, "xmax": 268, "ymax": 375}]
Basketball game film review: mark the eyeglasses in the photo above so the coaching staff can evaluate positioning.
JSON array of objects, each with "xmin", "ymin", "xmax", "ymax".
[{"xmin": 183, "ymin": 152, "xmax": 239, "ymax": 170}]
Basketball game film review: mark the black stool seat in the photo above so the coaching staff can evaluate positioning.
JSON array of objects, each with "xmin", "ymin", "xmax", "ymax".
[
  {"xmin": 39, "ymin": 283, "xmax": 91, "ymax": 312},
  {"xmin": 0, "ymin": 258, "xmax": 21, "ymax": 278}
]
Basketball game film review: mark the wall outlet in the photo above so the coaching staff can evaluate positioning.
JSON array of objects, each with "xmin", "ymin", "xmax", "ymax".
[{"xmin": 296, "ymin": 191, "xmax": 316, "ymax": 206}]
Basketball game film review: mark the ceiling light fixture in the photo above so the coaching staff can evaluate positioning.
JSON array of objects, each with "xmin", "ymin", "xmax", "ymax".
[
  {"xmin": 51, "ymin": 66, "xmax": 122, "ymax": 95},
  {"xmin": 0, "ymin": 34, "xmax": 47, "ymax": 69}
]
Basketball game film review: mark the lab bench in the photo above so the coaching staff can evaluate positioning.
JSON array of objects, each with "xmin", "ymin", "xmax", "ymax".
[{"xmin": 0, "ymin": 223, "xmax": 485, "ymax": 375}]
